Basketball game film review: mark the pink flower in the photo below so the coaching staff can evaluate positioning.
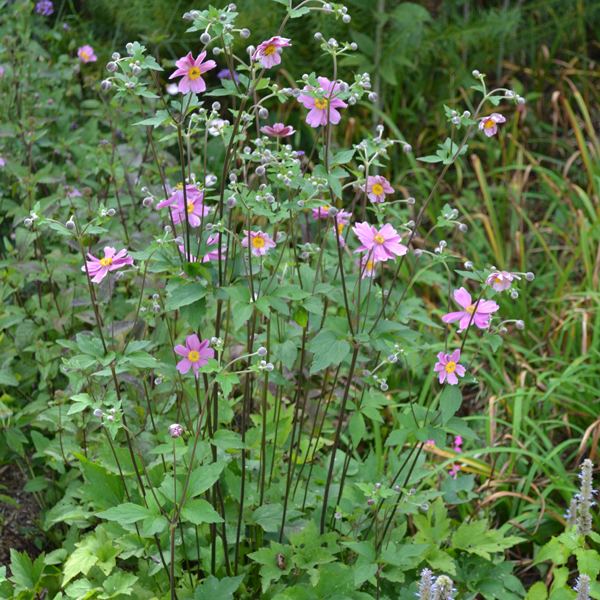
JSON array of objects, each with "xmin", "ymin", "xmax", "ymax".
[
  {"xmin": 0, "ymin": 66, "xmax": 5, "ymax": 78},
  {"xmin": 363, "ymin": 175, "xmax": 393, "ymax": 203},
  {"xmin": 449, "ymin": 463, "xmax": 461, "ymax": 478},
  {"xmin": 434, "ymin": 349, "xmax": 466, "ymax": 385},
  {"xmin": 0, "ymin": 156, "xmax": 5, "ymax": 168},
  {"xmin": 65, "ymin": 186, "xmax": 82, "ymax": 198},
  {"xmin": 425, "ymin": 439, "xmax": 436, "ymax": 447},
  {"xmin": 486, "ymin": 270, "xmax": 519, "ymax": 292},
  {"xmin": 359, "ymin": 255, "xmax": 377, "ymax": 279},
  {"xmin": 242, "ymin": 230, "xmax": 276, "ymax": 257},
  {"xmin": 297, "ymin": 76, "xmax": 348, "ymax": 128},
  {"xmin": 333, "ymin": 210, "xmax": 352, "ymax": 246},
  {"xmin": 442, "ymin": 287, "xmax": 499, "ymax": 332},
  {"xmin": 312, "ymin": 204, "xmax": 334, "ymax": 220},
  {"xmin": 352, "ymin": 222, "xmax": 408, "ymax": 262},
  {"xmin": 77, "ymin": 45, "xmax": 97, "ymax": 63},
  {"xmin": 260, "ymin": 122, "xmax": 296, "ymax": 137},
  {"xmin": 178, "ymin": 234, "xmax": 224, "ymax": 262},
  {"xmin": 174, "ymin": 334, "xmax": 214, "ymax": 376},
  {"xmin": 479, "ymin": 113, "xmax": 506, "ymax": 137},
  {"xmin": 253, "ymin": 36, "xmax": 291, "ymax": 68},
  {"xmin": 169, "ymin": 51, "xmax": 217, "ymax": 94},
  {"xmin": 453, "ymin": 435, "xmax": 463, "ymax": 453},
  {"xmin": 82, "ymin": 246, "xmax": 133, "ymax": 283},
  {"xmin": 156, "ymin": 185, "xmax": 210, "ymax": 228}
]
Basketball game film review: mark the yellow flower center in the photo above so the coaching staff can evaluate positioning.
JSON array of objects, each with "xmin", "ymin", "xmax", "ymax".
[
  {"xmin": 445, "ymin": 361, "xmax": 457, "ymax": 374},
  {"xmin": 465, "ymin": 304, "xmax": 476, "ymax": 314},
  {"xmin": 366, "ymin": 259, "xmax": 374, "ymax": 271},
  {"xmin": 484, "ymin": 119, "xmax": 495, "ymax": 129},
  {"xmin": 337, "ymin": 222, "xmax": 345, "ymax": 234},
  {"xmin": 372, "ymin": 183, "xmax": 384, "ymax": 196},
  {"xmin": 494, "ymin": 275, "xmax": 503, "ymax": 283},
  {"xmin": 374, "ymin": 233, "xmax": 385, "ymax": 244},
  {"xmin": 252, "ymin": 236, "xmax": 266, "ymax": 249},
  {"xmin": 175, "ymin": 182, "xmax": 184, "ymax": 190},
  {"xmin": 263, "ymin": 45, "xmax": 276, "ymax": 56},
  {"xmin": 188, "ymin": 350, "xmax": 200, "ymax": 362},
  {"xmin": 100, "ymin": 256, "xmax": 113, "ymax": 267},
  {"xmin": 187, "ymin": 201, "xmax": 195, "ymax": 214},
  {"xmin": 80, "ymin": 51, "xmax": 90, "ymax": 61},
  {"xmin": 314, "ymin": 97, "xmax": 328, "ymax": 110},
  {"xmin": 188, "ymin": 66, "xmax": 202, "ymax": 81}
]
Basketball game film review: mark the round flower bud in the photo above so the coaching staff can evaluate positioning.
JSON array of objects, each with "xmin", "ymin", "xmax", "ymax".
[
  {"xmin": 200, "ymin": 32, "xmax": 211, "ymax": 44},
  {"xmin": 164, "ymin": 225, "xmax": 172, "ymax": 234},
  {"xmin": 350, "ymin": 42, "xmax": 358, "ymax": 50},
  {"xmin": 257, "ymin": 346, "xmax": 267, "ymax": 357},
  {"xmin": 510, "ymin": 289, "xmax": 519, "ymax": 299},
  {"xmin": 100, "ymin": 79, "xmax": 112, "ymax": 91},
  {"xmin": 380, "ymin": 381, "xmax": 389, "ymax": 392},
  {"xmin": 406, "ymin": 196, "xmax": 415, "ymax": 205},
  {"xmin": 464, "ymin": 260, "xmax": 473, "ymax": 269},
  {"xmin": 142, "ymin": 196, "xmax": 153, "ymax": 207},
  {"xmin": 451, "ymin": 116, "xmax": 461, "ymax": 125},
  {"xmin": 24, "ymin": 218, "xmax": 33, "ymax": 228},
  {"xmin": 111, "ymin": 52, "xmax": 121, "ymax": 60},
  {"xmin": 246, "ymin": 45, "xmax": 255, "ymax": 56},
  {"xmin": 394, "ymin": 484, "xmax": 401, "ymax": 492},
  {"xmin": 126, "ymin": 42, "xmax": 135, "ymax": 55},
  {"xmin": 499, "ymin": 326, "xmax": 508, "ymax": 334},
  {"xmin": 367, "ymin": 498, "xmax": 375, "ymax": 506},
  {"xmin": 66, "ymin": 217, "xmax": 76, "ymax": 230},
  {"xmin": 334, "ymin": 511, "xmax": 342, "ymax": 520},
  {"xmin": 258, "ymin": 107, "xmax": 269, "ymax": 119},
  {"xmin": 515, "ymin": 320, "xmax": 525, "ymax": 330},
  {"xmin": 106, "ymin": 61, "xmax": 118, "ymax": 72},
  {"xmin": 107, "ymin": 208, "xmax": 116, "ymax": 217},
  {"xmin": 525, "ymin": 271, "xmax": 535, "ymax": 281},
  {"xmin": 458, "ymin": 223, "xmax": 468, "ymax": 233},
  {"xmin": 402, "ymin": 143, "xmax": 412, "ymax": 153},
  {"xmin": 131, "ymin": 64, "xmax": 142, "ymax": 76},
  {"xmin": 368, "ymin": 92, "xmax": 378, "ymax": 102},
  {"xmin": 212, "ymin": 101, "xmax": 221, "ymax": 111},
  {"xmin": 462, "ymin": 110, "xmax": 471, "ymax": 118},
  {"xmin": 517, "ymin": 96, "xmax": 526, "ymax": 105},
  {"xmin": 265, "ymin": 363, "xmax": 274, "ymax": 372},
  {"xmin": 348, "ymin": 95, "xmax": 357, "ymax": 106},
  {"xmin": 255, "ymin": 165, "xmax": 265, "ymax": 176},
  {"xmin": 93, "ymin": 408, "xmax": 103, "ymax": 418},
  {"xmin": 375, "ymin": 482, "xmax": 382, "ymax": 489},
  {"xmin": 342, "ymin": 14, "xmax": 351, "ymax": 23},
  {"xmin": 413, "ymin": 248, "xmax": 423, "ymax": 257},
  {"xmin": 106, "ymin": 414, "xmax": 114, "ymax": 422},
  {"xmin": 314, "ymin": 32, "xmax": 323, "ymax": 41},
  {"xmin": 169, "ymin": 423, "xmax": 184, "ymax": 438},
  {"xmin": 471, "ymin": 69, "xmax": 481, "ymax": 78}
]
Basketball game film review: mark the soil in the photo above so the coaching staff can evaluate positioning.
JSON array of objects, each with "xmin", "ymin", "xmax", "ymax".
[{"xmin": 0, "ymin": 463, "xmax": 43, "ymax": 566}]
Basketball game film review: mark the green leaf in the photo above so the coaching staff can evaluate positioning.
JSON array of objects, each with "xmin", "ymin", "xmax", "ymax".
[
  {"xmin": 9, "ymin": 550, "xmax": 44, "ymax": 591},
  {"xmin": 181, "ymin": 499, "xmax": 223, "ymax": 525},
  {"xmin": 165, "ymin": 282, "xmax": 206, "ymax": 311},
  {"xmin": 195, "ymin": 575, "xmax": 245, "ymax": 600},
  {"xmin": 96, "ymin": 502, "xmax": 153, "ymax": 524},
  {"xmin": 187, "ymin": 462, "xmax": 226, "ymax": 498},
  {"xmin": 349, "ymin": 412, "xmax": 366, "ymax": 446},
  {"xmin": 308, "ymin": 330, "xmax": 350, "ymax": 374},
  {"xmin": 452, "ymin": 520, "xmax": 524, "ymax": 560},
  {"xmin": 248, "ymin": 543, "xmax": 293, "ymax": 592},
  {"xmin": 440, "ymin": 386, "xmax": 462, "ymax": 424}
]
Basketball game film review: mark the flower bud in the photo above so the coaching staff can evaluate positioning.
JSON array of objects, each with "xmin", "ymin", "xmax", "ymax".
[
  {"xmin": 142, "ymin": 196, "xmax": 153, "ymax": 207},
  {"xmin": 169, "ymin": 423, "xmax": 184, "ymax": 438},
  {"xmin": 258, "ymin": 107, "xmax": 268, "ymax": 119},
  {"xmin": 212, "ymin": 101, "xmax": 221, "ymax": 111},
  {"xmin": 240, "ymin": 28, "xmax": 250, "ymax": 39},
  {"xmin": 100, "ymin": 79, "xmax": 112, "ymax": 91},
  {"xmin": 200, "ymin": 32, "xmax": 211, "ymax": 44},
  {"xmin": 472, "ymin": 69, "xmax": 481, "ymax": 78},
  {"xmin": 342, "ymin": 14, "xmax": 351, "ymax": 23},
  {"xmin": 402, "ymin": 143, "xmax": 412, "ymax": 153},
  {"xmin": 126, "ymin": 42, "xmax": 134, "ymax": 55},
  {"xmin": 66, "ymin": 217, "xmax": 76, "ymax": 230},
  {"xmin": 107, "ymin": 208, "xmax": 116, "ymax": 217},
  {"xmin": 515, "ymin": 320, "xmax": 525, "ymax": 330},
  {"xmin": 257, "ymin": 346, "xmax": 267, "ymax": 356},
  {"xmin": 106, "ymin": 61, "xmax": 117, "ymax": 72},
  {"xmin": 255, "ymin": 165, "xmax": 265, "ymax": 176},
  {"xmin": 525, "ymin": 271, "xmax": 535, "ymax": 281},
  {"xmin": 132, "ymin": 64, "xmax": 142, "ymax": 76},
  {"xmin": 24, "ymin": 218, "xmax": 33, "ymax": 228},
  {"xmin": 93, "ymin": 408, "xmax": 103, "ymax": 418}
]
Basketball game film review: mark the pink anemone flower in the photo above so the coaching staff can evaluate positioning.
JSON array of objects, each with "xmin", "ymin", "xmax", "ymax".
[
  {"xmin": 312, "ymin": 204, "xmax": 334, "ymax": 220},
  {"xmin": 77, "ymin": 45, "xmax": 97, "ymax": 63},
  {"xmin": 479, "ymin": 113, "xmax": 506, "ymax": 137},
  {"xmin": 486, "ymin": 270, "xmax": 519, "ymax": 292},
  {"xmin": 434, "ymin": 349, "xmax": 466, "ymax": 385},
  {"xmin": 442, "ymin": 287, "xmax": 499, "ymax": 332},
  {"xmin": 297, "ymin": 76, "xmax": 348, "ymax": 128},
  {"xmin": 156, "ymin": 185, "xmax": 210, "ymax": 228},
  {"xmin": 333, "ymin": 210, "xmax": 352, "ymax": 246},
  {"xmin": 364, "ymin": 175, "xmax": 393, "ymax": 203},
  {"xmin": 169, "ymin": 51, "xmax": 217, "ymax": 94},
  {"xmin": 174, "ymin": 334, "xmax": 214, "ymax": 376},
  {"xmin": 253, "ymin": 36, "xmax": 291, "ymax": 68},
  {"xmin": 242, "ymin": 230, "xmax": 276, "ymax": 257},
  {"xmin": 352, "ymin": 222, "xmax": 408, "ymax": 262},
  {"xmin": 359, "ymin": 254, "xmax": 377, "ymax": 279},
  {"xmin": 83, "ymin": 246, "xmax": 133, "ymax": 283},
  {"xmin": 178, "ymin": 234, "xmax": 224, "ymax": 263},
  {"xmin": 260, "ymin": 122, "xmax": 296, "ymax": 137}
]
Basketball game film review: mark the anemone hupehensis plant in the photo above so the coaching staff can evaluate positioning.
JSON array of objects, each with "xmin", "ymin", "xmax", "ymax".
[{"xmin": 19, "ymin": 2, "xmax": 545, "ymax": 598}]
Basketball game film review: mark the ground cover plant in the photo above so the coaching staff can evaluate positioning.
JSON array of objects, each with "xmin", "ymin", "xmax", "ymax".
[{"xmin": 0, "ymin": 0, "xmax": 599, "ymax": 598}]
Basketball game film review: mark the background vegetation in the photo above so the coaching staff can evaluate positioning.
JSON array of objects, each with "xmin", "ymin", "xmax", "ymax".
[{"xmin": 0, "ymin": 0, "xmax": 599, "ymax": 598}]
